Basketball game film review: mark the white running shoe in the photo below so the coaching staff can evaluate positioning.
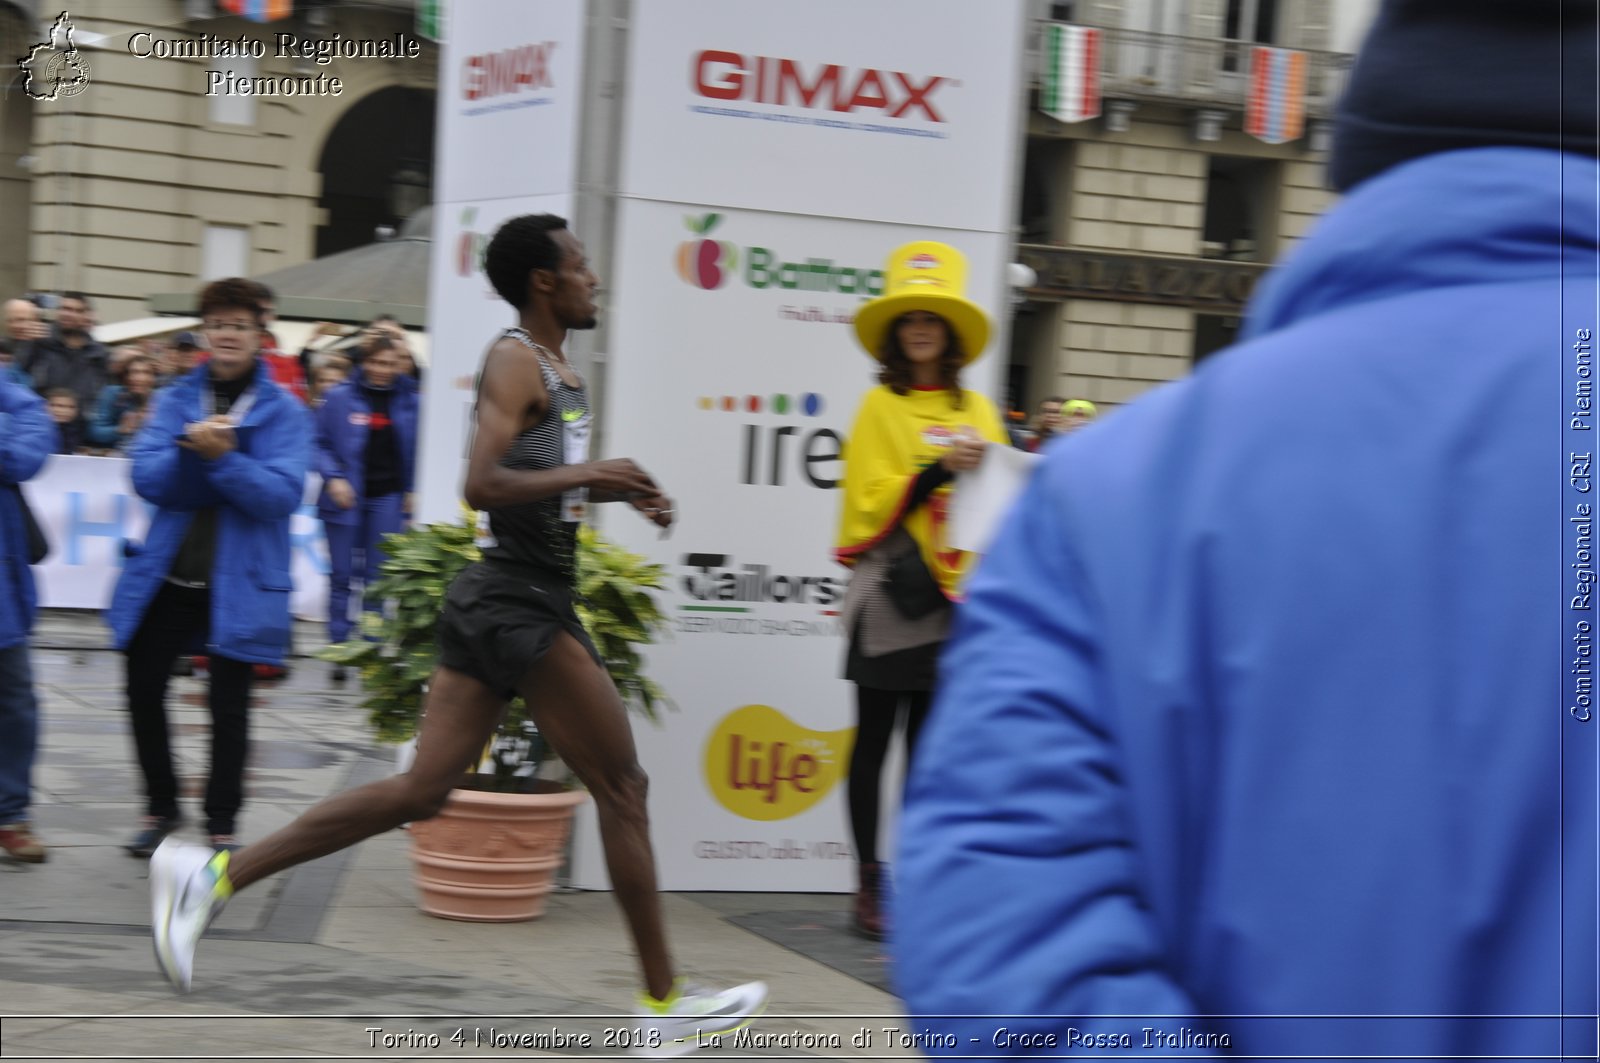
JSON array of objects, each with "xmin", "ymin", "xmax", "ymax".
[
  {"xmin": 150, "ymin": 838, "xmax": 233, "ymax": 993},
  {"xmin": 632, "ymin": 980, "xmax": 770, "ymax": 1058}
]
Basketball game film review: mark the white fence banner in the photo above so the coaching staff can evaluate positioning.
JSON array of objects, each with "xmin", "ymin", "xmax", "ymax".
[{"xmin": 22, "ymin": 455, "xmax": 329, "ymax": 622}]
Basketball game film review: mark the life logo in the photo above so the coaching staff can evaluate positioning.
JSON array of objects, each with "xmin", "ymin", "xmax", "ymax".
[
  {"xmin": 695, "ymin": 391, "xmax": 843, "ymax": 488},
  {"xmin": 454, "ymin": 208, "xmax": 490, "ymax": 277},
  {"xmin": 704, "ymin": 704, "xmax": 852, "ymax": 821},
  {"xmin": 674, "ymin": 214, "xmax": 883, "ymax": 298}
]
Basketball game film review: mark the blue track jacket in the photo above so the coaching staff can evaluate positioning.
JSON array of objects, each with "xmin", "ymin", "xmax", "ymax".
[
  {"xmin": 895, "ymin": 148, "xmax": 1600, "ymax": 1059},
  {"xmin": 106, "ymin": 360, "xmax": 310, "ymax": 665},
  {"xmin": 0, "ymin": 379, "xmax": 57, "ymax": 650},
  {"xmin": 313, "ymin": 368, "xmax": 418, "ymax": 524}
]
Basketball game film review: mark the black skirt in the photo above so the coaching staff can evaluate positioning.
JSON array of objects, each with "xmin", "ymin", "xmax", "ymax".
[{"xmin": 845, "ymin": 618, "xmax": 947, "ymax": 692}]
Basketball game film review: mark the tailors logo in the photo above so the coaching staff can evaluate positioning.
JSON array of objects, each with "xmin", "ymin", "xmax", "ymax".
[
  {"xmin": 18, "ymin": 11, "xmax": 91, "ymax": 101},
  {"xmin": 681, "ymin": 553, "xmax": 845, "ymax": 609},
  {"xmin": 677, "ymin": 214, "xmax": 737, "ymax": 290},
  {"xmin": 704, "ymin": 704, "xmax": 852, "ymax": 821},
  {"xmin": 462, "ymin": 40, "xmax": 555, "ymax": 104},
  {"xmin": 693, "ymin": 392, "xmax": 842, "ymax": 489},
  {"xmin": 673, "ymin": 216, "xmax": 883, "ymax": 298},
  {"xmin": 693, "ymin": 51, "xmax": 954, "ymax": 123},
  {"xmin": 455, "ymin": 208, "xmax": 488, "ymax": 277}
]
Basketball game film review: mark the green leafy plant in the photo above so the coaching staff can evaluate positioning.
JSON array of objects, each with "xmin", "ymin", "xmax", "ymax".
[{"xmin": 319, "ymin": 509, "xmax": 673, "ymax": 792}]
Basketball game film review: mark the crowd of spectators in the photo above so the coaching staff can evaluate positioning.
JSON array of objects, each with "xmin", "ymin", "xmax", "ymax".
[{"xmin": 0, "ymin": 287, "xmax": 419, "ymax": 456}]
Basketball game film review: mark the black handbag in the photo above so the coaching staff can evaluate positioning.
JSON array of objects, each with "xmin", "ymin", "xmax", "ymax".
[
  {"xmin": 5, "ymin": 484, "xmax": 48, "ymax": 565},
  {"xmin": 883, "ymin": 544, "xmax": 947, "ymax": 619}
]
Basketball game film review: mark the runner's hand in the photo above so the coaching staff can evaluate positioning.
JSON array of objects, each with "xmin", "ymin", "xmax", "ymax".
[
  {"xmin": 585, "ymin": 458, "xmax": 658, "ymax": 497},
  {"xmin": 630, "ymin": 493, "xmax": 674, "ymax": 530},
  {"xmin": 327, "ymin": 478, "xmax": 356, "ymax": 509}
]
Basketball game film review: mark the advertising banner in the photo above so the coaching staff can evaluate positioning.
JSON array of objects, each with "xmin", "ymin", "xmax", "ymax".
[
  {"xmin": 418, "ymin": 0, "xmax": 588, "ymax": 524},
  {"xmin": 22, "ymin": 455, "xmax": 329, "ymax": 620},
  {"xmin": 432, "ymin": 0, "xmax": 586, "ymax": 205},
  {"xmin": 577, "ymin": 201, "xmax": 1012, "ymax": 890},
  {"xmin": 417, "ymin": 191, "xmax": 573, "ymax": 525},
  {"xmin": 620, "ymin": 0, "xmax": 1027, "ymax": 232}
]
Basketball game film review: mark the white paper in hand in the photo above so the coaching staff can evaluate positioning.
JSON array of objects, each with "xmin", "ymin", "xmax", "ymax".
[{"xmin": 949, "ymin": 444, "xmax": 1044, "ymax": 555}]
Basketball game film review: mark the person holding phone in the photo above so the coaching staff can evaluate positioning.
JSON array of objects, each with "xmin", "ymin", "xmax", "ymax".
[{"xmin": 108, "ymin": 278, "xmax": 310, "ymax": 856}]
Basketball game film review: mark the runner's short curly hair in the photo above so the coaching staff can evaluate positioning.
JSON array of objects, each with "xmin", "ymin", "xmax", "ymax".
[{"xmin": 484, "ymin": 214, "xmax": 567, "ymax": 310}]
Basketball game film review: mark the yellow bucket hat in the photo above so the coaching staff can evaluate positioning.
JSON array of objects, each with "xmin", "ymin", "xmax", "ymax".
[{"xmin": 852, "ymin": 241, "xmax": 992, "ymax": 366}]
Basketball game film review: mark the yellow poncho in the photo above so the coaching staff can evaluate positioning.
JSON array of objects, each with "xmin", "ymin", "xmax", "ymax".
[{"xmin": 834, "ymin": 385, "xmax": 1009, "ymax": 599}]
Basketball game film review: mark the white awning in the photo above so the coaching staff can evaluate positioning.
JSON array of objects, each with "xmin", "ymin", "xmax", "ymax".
[{"xmin": 92, "ymin": 316, "xmax": 200, "ymax": 346}]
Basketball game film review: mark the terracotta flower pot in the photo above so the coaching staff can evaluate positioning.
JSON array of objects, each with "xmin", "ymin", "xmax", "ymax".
[{"xmin": 407, "ymin": 782, "xmax": 589, "ymax": 922}]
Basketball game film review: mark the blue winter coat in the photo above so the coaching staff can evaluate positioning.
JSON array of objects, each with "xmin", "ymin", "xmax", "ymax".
[
  {"xmin": 0, "ymin": 379, "xmax": 57, "ymax": 650},
  {"xmin": 896, "ymin": 148, "xmax": 1599, "ymax": 1058},
  {"xmin": 106, "ymin": 360, "xmax": 311, "ymax": 665},
  {"xmin": 314, "ymin": 368, "xmax": 418, "ymax": 525}
]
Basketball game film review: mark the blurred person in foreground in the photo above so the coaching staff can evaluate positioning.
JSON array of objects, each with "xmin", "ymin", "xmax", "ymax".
[
  {"xmin": 833, "ymin": 241, "xmax": 1007, "ymax": 940},
  {"xmin": 108, "ymin": 278, "xmax": 310, "ymax": 857},
  {"xmin": 0, "ymin": 374, "xmax": 57, "ymax": 862},
  {"xmin": 894, "ymin": 1, "xmax": 1600, "ymax": 1057},
  {"xmin": 2, "ymin": 298, "xmax": 47, "ymax": 383}
]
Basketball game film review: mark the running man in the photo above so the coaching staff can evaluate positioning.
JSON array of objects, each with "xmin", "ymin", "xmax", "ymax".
[{"xmin": 148, "ymin": 214, "xmax": 767, "ymax": 1050}]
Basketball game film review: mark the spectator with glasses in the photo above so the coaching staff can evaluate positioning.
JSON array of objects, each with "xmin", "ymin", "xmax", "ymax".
[{"xmin": 107, "ymin": 278, "xmax": 310, "ymax": 856}]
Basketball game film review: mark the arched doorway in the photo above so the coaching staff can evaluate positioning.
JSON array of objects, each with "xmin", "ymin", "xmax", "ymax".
[{"xmin": 316, "ymin": 86, "xmax": 435, "ymax": 258}]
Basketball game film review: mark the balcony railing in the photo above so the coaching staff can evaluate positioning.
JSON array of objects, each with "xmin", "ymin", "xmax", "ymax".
[{"xmin": 1044, "ymin": 24, "xmax": 1354, "ymax": 118}]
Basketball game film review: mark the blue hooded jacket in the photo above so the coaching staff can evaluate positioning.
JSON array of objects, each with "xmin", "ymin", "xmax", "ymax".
[
  {"xmin": 106, "ymin": 359, "xmax": 310, "ymax": 665},
  {"xmin": 0, "ymin": 379, "xmax": 57, "ymax": 651},
  {"xmin": 313, "ymin": 367, "xmax": 418, "ymax": 524},
  {"xmin": 895, "ymin": 148, "xmax": 1599, "ymax": 1058}
]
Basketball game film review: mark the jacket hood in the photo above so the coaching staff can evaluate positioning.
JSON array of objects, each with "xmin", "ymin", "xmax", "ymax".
[{"xmin": 1245, "ymin": 148, "xmax": 1599, "ymax": 341}]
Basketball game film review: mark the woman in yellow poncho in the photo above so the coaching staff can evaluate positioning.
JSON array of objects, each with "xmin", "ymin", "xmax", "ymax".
[{"xmin": 832, "ymin": 241, "xmax": 1008, "ymax": 940}]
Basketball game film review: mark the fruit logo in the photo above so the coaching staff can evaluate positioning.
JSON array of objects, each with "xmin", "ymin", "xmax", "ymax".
[
  {"xmin": 456, "ymin": 208, "xmax": 489, "ymax": 277},
  {"xmin": 704, "ymin": 704, "xmax": 852, "ymax": 821},
  {"xmin": 677, "ymin": 214, "xmax": 739, "ymax": 290}
]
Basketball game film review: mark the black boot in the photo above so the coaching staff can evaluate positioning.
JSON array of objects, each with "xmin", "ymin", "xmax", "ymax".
[{"xmin": 854, "ymin": 861, "xmax": 885, "ymax": 940}]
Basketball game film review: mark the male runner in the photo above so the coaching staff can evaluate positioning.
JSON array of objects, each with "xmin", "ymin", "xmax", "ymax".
[{"xmin": 148, "ymin": 215, "xmax": 767, "ymax": 1051}]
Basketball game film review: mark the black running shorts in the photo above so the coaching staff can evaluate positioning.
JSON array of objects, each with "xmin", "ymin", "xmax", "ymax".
[{"xmin": 436, "ymin": 560, "xmax": 602, "ymax": 700}]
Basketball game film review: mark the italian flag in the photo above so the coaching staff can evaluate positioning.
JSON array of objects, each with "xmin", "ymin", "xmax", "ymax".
[{"xmin": 1041, "ymin": 23, "xmax": 1101, "ymax": 124}]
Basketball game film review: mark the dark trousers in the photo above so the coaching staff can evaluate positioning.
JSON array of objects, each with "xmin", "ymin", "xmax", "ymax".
[
  {"xmin": 125, "ymin": 582, "xmax": 253, "ymax": 836},
  {"xmin": 847, "ymin": 685, "xmax": 933, "ymax": 866}
]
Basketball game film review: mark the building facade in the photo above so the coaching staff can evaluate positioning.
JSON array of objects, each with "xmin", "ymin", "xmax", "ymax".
[
  {"xmin": 1011, "ymin": 0, "xmax": 1373, "ymax": 413},
  {"xmin": 0, "ymin": 0, "xmax": 437, "ymax": 324}
]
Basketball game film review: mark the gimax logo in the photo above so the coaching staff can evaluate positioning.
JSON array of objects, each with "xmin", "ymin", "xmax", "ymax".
[
  {"xmin": 693, "ymin": 51, "xmax": 952, "ymax": 122},
  {"xmin": 463, "ymin": 41, "xmax": 556, "ymax": 101},
  {"xmin": 703, "ymin": 704, "xmax": 852, "ymax": 821}
]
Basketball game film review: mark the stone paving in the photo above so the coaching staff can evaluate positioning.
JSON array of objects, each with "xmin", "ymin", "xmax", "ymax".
[{"xmin": 1, "ymin": 612, "xmax": 914, "ymax": 1061}]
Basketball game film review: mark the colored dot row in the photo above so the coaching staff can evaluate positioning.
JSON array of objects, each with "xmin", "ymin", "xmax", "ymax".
[{"xmin": 698, "ymin": 394, "xmax": 825, "ymax": 416}]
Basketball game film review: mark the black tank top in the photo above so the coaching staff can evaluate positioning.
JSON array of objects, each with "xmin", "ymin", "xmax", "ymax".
[{"xmin": 477, "ymin": 329, "xmax": 591, "ymax": 581}]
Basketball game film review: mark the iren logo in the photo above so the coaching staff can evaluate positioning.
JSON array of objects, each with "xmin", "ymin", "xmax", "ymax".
[
  {"xmin": 694, "ymin": 393, "xmax": 842, "ymax": 489},
  {"xmin": 693, "ymin": 51, "xmax": 952, "ymax": 122},
  {"xmin": 703, "ymin": 704, "xmax": 852, "ymax": 821}
]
